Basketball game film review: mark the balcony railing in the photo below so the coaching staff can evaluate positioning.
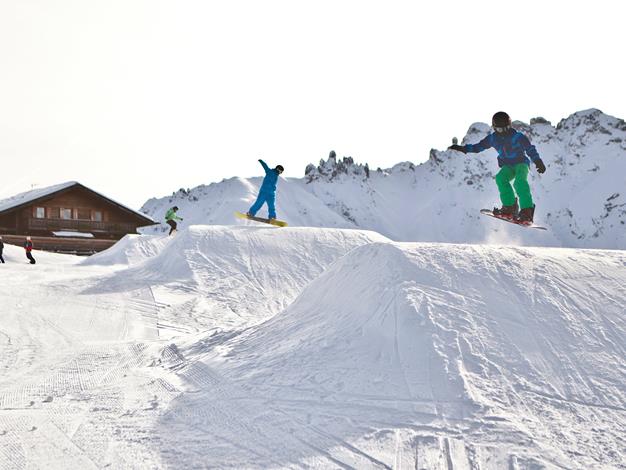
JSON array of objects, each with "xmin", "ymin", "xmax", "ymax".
[{"xmin": 27, "ymin": 217, "xmax": 138, "ymax": 234}]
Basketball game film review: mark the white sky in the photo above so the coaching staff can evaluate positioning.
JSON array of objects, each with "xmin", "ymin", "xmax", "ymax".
[{"xmin": 1, "ymin": 0, "xmax": 624, "ymax": 208}]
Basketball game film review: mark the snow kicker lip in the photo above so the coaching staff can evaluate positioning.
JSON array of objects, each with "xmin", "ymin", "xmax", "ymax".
[{"xmin": 212, "ymin": 242, "xmax": 477, "ymax": 411}]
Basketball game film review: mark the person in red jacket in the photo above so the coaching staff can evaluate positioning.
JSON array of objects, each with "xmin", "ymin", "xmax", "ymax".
[{"xmin": 24, "ymin": 236, "xmax": 36, "ymax": 264}]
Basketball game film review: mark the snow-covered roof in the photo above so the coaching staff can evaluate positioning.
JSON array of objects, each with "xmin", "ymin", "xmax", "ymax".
[
  {"xmin": 0, "ymin": 181, "xmax": 78, "ymax": 214},
  {"xmin": 0, "ymin": 181, "xmax": 156, "ymax": 224}
]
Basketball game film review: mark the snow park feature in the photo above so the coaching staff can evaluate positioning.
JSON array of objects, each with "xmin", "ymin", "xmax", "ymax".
[
  {"xmin": 0, "ymin": 223, "xmax": 624, "ymax": 469},
  {"xmin": 82, "ymin": 226, "xmax": 389, "ymax": 333}
]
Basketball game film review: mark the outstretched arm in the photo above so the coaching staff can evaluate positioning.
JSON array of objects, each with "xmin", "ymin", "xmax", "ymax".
[
  {"xmin": 258, "ymin": 159, "xmax": 271, "ymax": 174},
  {"xmin": 449, "ymin": 135, "xmax": 493, "ymax": 154},
  {"xmin": 464, "ymin": 135, "xmax": 493, "ymax": 154}
]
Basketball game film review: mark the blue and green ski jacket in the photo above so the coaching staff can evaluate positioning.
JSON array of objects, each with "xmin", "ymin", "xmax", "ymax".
[{"xmin": 462, "ymin": 130, "xmax": 541, "ymax": 167}]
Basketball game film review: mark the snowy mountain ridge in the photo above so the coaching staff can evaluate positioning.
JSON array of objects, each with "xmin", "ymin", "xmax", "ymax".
[{"xmin": 140, "ymin": 109, "xmax": 626, "ymax": 249}]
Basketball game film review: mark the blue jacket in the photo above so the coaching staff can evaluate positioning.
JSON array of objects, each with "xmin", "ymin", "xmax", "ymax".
[
  {"xmin": 258, "ymin": 159, "xmax": 279, "ymax": 194},
  {"xmin": 463, "ymin": 130, "xmax": 540, "ymax": 167}
]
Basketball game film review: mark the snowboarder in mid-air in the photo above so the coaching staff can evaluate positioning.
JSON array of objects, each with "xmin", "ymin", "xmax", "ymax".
[
  {"xmin": 449, "ymin": 111, "xmax": 546, "ymax": 224},
  {"xmin": 247, "ymin": 159, "xmax": 284, "ymax": 222},
  {"xmin": 165, "ymin": 206, "xmax": 183, "ymax": 235}
]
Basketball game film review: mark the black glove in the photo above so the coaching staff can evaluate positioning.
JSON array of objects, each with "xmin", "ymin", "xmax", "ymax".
[
  {"xmin": 534, "ymin": 159, "xmax": 546, "ymax": 174},
  {"xmin": 448, "ymin": 144, "xmax": 466, "ymax": 153}
]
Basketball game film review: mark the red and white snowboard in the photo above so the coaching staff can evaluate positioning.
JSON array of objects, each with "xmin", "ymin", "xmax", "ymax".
[{"xmin": 480, "ymin": 209, "xmax": 547, "ymax": 230}]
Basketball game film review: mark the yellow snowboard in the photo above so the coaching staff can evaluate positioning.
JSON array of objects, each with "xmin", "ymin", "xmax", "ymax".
[{"xmin": 234, "ymin": 211, "xmax": 288, "ymax": 227}]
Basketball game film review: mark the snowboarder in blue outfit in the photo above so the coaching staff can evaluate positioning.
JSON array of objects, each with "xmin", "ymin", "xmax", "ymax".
[
  {"xmin": 449, "ymin": 111, "xmax": 546, "ymax": 223},
  {"xmin": 247, "ymin": 159, "xmax": 284, "ymax": 221}
]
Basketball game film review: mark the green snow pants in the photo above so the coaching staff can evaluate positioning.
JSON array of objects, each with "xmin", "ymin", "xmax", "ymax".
[{"xmin": 495, "ymin": 163, "xmax": 534, "ymax": 209}]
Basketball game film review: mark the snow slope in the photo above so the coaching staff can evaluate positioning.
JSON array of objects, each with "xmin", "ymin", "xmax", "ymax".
[
  {"xmin": 82, "ymin": 233, "xmax": 171, "ymax": 266},
  {"xmin": 140, "ymin": 175, "xmax": 355, "ymax": 232},
  {"xmin": 164, "ymin": 241, "xmax": 626, "ymax": 469},
  {"xmin": 0, "ymin": 228, "xmax": 624, "ymax": 469},
  {"xmin": 140, "ymin": 109, "xmax": 626, "ymax": 249},
  {"xmin": 83, "ymin": 225, "xmax": 389, "ymax": 333}
]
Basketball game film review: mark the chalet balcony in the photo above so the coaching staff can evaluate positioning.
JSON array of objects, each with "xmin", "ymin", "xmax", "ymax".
[{"xmin": 26, "ymin": 217, "xmax": 138, "ymax": 235}]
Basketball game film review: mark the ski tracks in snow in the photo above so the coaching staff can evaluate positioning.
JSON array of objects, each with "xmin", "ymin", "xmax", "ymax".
[
  {"xmin": 0, "ymin": 262, "xmax": 182, "ymax": 469},
  {"xmin": 159, "ymin": 358, "xmax": 404, "ymax": 469}
]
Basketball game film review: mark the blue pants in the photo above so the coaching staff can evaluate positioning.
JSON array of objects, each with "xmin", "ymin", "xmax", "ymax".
[{"xmin": 249, "ymin": 192, "xmax": 276, "ymax": 219}]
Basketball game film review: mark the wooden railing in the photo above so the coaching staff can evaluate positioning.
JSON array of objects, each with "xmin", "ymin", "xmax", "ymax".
[{"xmin": 26, "ymin": 218, "xmax": 138, "ymax": 234}]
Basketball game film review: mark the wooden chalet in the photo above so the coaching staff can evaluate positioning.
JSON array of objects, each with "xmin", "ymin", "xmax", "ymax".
[{"xmin": 0, "ymin": 181, "xmax": 156, "ymax": 255}]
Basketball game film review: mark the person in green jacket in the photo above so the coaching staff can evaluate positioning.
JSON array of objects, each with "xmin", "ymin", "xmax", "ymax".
[{"xmin": 165, "ymin": 206, "xmax": 183, "ymax": 235}]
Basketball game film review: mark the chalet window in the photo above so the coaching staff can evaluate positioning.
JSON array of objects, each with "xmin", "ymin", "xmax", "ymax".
[
  {"xmin": 60, "ymin": 208, "xmax": 73, "ymax": 220},
  {"xmin": 92, "ymin": 210, "xmax": 103, "ymax": 222},
  {"xmin": 34, "ymin": 207, "xmax": 45, "ymax": 218},
  {"xmin": 77, "ymin": 209, "xmax": 91, "ymax": 220},
  {"xmin": 49, "ymin": 207, "xmax": 60, "ymax": 219}
]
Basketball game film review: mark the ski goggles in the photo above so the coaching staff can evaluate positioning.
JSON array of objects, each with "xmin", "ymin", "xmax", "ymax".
[{"xmin": 493, "ymin": 125, "xmax": 511, "ymax": 133}]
